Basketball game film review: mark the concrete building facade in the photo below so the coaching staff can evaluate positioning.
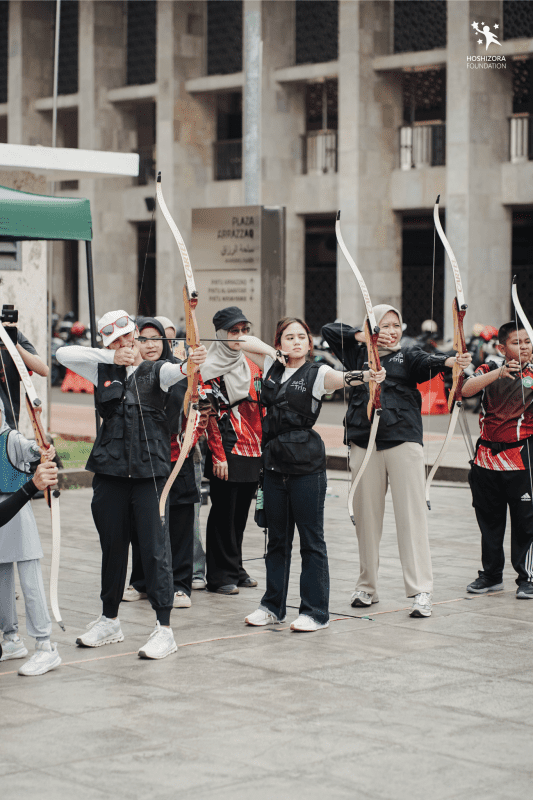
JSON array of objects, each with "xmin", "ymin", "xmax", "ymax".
[{"xmin": 1, "ymin": 0, "xmax": 533, "ymax": 341}]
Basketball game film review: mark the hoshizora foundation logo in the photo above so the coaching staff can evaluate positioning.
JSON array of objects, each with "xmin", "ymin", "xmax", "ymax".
[{"xmin": 467, "ymin": 20, "xmax": 506, "ymax": 68}]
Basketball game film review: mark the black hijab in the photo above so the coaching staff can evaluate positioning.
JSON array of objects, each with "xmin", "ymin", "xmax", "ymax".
[{"xmin": 137, "ymin": 317, "xmax": 175, "ymax": 363}]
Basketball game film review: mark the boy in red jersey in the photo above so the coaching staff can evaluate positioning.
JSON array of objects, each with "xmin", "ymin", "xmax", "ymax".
[{"xmin": 463, "ymin": 322, "xmax": 533, "ymax": 598}]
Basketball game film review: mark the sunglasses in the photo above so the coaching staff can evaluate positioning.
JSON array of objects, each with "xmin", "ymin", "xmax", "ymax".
[
  {"xmin": 228, "ymin": 325, "xmax": 251, "ymax": 335},
  {"xmin": 99, "ymin": 316, "xmax": 134, "ymax": 337}
]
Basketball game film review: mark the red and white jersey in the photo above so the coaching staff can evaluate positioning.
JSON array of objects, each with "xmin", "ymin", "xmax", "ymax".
[
  {"xmin": 203, "ymin": 358, "xmax": 263, "ymax": 459},
  {"xmin": 473, "ymin": 362, "xmax": 533, "ymax": 471}
]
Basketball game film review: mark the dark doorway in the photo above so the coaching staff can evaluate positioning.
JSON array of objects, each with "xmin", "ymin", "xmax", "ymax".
[
  {"xmin": 304, "ymin": 217, "xmax": 337, "ymax": 335},
  {"xmin": 512, "ymin": 210, "xmax": 533, "ymax": 320},
  {"xmin": 137, "ymin": 222, "xmax": 156, "ymax": 317},
  {"xmin": 402, "ymin": 213, "xmax": 444, "ymax": 338}
]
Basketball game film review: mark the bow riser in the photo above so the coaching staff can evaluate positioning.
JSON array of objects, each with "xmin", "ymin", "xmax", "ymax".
[
  {"xmin": 364, "ymin": 324, "xmax": 382, "ymax": 420},
  {"xmin": 448, "ymin": 301, "xmax": 467, "ymax": 411}
]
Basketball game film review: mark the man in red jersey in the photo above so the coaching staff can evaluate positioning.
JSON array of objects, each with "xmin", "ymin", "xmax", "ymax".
[{"xmin": 463, "ymin": 321, "xmax": 533, "ymax": 599}]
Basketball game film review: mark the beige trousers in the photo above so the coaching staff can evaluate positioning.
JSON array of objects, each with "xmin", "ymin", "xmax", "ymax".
[{"xmin": 349, "ymin": 441, "xmax": 433, "ymax": 598}]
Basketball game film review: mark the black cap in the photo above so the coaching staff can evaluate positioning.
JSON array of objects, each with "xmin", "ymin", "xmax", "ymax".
[{"xmin": 212, "ymin": 306, "xmax": 250, "ymax": 331}]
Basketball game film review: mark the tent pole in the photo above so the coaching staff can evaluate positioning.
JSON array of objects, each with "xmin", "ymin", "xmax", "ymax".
[{"xmin": 85, "ymin": 241, "xmax": 100, "ymax": 432}]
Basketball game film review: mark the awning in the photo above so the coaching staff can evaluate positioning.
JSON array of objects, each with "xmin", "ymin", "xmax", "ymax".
[{"xmin": 0, "ymin": 184, "xmax": 92, "ymax": 241}]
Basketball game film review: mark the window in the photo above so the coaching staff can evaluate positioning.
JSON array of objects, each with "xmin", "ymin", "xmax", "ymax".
[
  {"xmin": 393, "ymin": 0, "xmax": 446, "ymax": 54},
  {"xmin": 137, "ymin": 222, "xmax": 156, "ymax": 317},
  {"xmin": 207, "ymin": 0, "xmax": 243, "ymax": 76},
  {"xmin": 57, "ymin": 0, "xmax": 79, "ymax": 95},
  {"xmin": 400, "ymin": 69, "xmax": 446, "ymax": 169},
  {"xmin": 512, "ymin": 211, "xmax": 533, "ymax": 320},
  {"xmin": 295, "ymin": 0, "xmax": 338, "ymax": 65},
  {"xmin": 510, "ymin": 59, "xmax": 533, "ymax": 162},
  {"xmin": 503, "ymin": 0, "xmax": 533, "ymax": 41},
  {"xmin": 127, "ymin": 0, "xmax": 156, "ymax": 86},
  {"xmin": 402, "ymin": 214, "xmax": 444, "ymax": 337},
  {"xmin": 304, "ymin": 217, "xmax": 337, "ymax": 335},
  {"xmin": 214, "ymin": 93, "xmax": 242, "ymax": 180},
  {"xmin": 0, "ymin": 241, "xmax": 22, "ymax": 271},
  {"xmin": 136, "ymin": 102, "xmax": 157, "ymax": 186},
  {"xmin": 302, "ymin": 80, "xmax": 338, "ymax": 174}
]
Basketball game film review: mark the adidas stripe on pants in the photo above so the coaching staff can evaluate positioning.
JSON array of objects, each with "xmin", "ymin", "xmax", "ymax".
[{"xmin": 469, "ymin": 464, "xmax": 533, "ymax": 586}]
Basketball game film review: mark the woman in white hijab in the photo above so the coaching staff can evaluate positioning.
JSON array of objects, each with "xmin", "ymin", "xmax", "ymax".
[
  {"xmin": 322, "ymin": 305, "xmax": 471, "ymax": 618},
  {"xmin": 202, "ymin": 306, "xmax": 263, "ymax": 595}
]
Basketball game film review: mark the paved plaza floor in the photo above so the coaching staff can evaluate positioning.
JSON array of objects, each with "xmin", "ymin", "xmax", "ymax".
[{"xmin": 1, "ymin": 476, "xmax": 532, "ymax": 799}]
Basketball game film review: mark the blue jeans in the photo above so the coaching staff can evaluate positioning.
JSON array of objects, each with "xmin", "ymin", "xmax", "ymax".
[{"xmin": 261, "ymin": 470, "xmax": 329, "ymax": 624}]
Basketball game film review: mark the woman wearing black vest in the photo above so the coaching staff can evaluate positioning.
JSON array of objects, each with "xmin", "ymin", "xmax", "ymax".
[
  {"xmin": 322, "ymin": 305, "xmax": 471, "ymax": 618},
  {"xmin": 236, "ymin": 317, "xmax": 385, "ymax": 632},
  {"xmin": 56, "ymin": 310, "xmax": 206, "ymax": 659}
]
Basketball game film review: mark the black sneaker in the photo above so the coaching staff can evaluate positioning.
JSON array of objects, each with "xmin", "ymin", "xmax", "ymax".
[
  {"xmin": 516, "ymin": 582, "xmax": 533, "ymax": 599},
  {"xmin": 466, "ymin": 576, "xmax": 504, "ymax": 594}
]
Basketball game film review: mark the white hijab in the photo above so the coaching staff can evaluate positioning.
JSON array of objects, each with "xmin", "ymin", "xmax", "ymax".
[
  {"xmin": 369, "ymin": 304, "xmax": 403, "ymax": 358},
  {"xmin": 201, "ymin": 330, "xmax": 252, "ymax": 406}
]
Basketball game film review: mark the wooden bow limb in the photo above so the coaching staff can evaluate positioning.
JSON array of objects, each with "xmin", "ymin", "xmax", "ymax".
[
  {"xmin": 425, "ymin": 196, "xmax": 468, "ymax": 510},
  {"xmin": 156, "ymin": 174, "xmax": 206, "ymax": 520},
  {"xmin": 0, "ymin": 324, "xmax": 64, "ymax": 630}
]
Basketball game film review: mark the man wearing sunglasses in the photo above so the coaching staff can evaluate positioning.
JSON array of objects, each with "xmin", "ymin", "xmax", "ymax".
[{"xmin": 56, "ymin": 310, "xmax": 207, "ymax": 659}]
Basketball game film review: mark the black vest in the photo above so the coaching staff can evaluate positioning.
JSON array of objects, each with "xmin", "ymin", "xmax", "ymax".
[
  {"xmin": 261, "ymin": 360, "xmax": 325, "ymax": 474},
  {"xmin": 345, "ymin": 351, "xmax": 424, "ymax": 447},
  {"xmin": 86, "ymin": 361, "xmax": 171, "ymax": 479}
]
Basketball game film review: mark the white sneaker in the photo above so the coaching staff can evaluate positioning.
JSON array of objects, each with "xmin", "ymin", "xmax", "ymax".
[
  {"xmin": 191, "ymin": 576, "xmax": 206, "ymax": 590},
  {"xmin": 410, "ymin": 592, "xmax": 432, "ymax": 618},
  {"xmin": 123, "ymin": 586, "xmax": 148, "ymax": 602},
  {"xmin": 0, "ymin": 633, "xmax": 28, "ymax": 661},
  {"xmin": 350, "ymin": 590, "xmax": 379, "ymax": 608},
  {"xmin": 76, "ymin": 615, "xmax": 124, "ymax": 647},
  {"xmin": 138, "ymin": 622, "xmax": 177, "ymax": 659},
  {"xmin": 245, "ymin": 608, "xmax": 286, "ymax": 626},
  {"xmin": 290, "ymin": 614, "xmax": 329, "ymax": 632},
  {"xmin": 18, "ymin": 641, "xmax": 61, "ymax": 677},
  {"xmin": 173, "ymin": 591, "xmax": 191, "ymax": 608}
]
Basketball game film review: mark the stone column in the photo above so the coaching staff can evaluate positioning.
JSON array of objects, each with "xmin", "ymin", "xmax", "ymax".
[
  {"xmin": 338, "ymin": 0, "xmax": 400, "ymax": 327},
  {"xmin": 243, "ymin": 0, "xmax": 262, "ymax": 206},
  {"xmin": 445, "ymin": 0, "xmax": 512, "ymax": 338}
]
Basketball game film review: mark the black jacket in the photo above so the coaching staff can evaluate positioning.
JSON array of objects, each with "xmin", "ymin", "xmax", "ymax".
[{"xmin": 322, "ymin": 322, "xmax": 450, "ymax": 448}]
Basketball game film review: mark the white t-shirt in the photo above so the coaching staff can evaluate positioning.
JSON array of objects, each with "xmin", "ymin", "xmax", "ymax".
[
  {"xmin": 56, "ymin": 345, "xmax": 186, "ymax": 392},
  {"xmin": 263, "ymin": 356, "xmax": 333, "ymax": 401}
]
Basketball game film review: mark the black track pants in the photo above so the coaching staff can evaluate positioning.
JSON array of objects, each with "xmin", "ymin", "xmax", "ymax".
[
  {"xmin": 206, "ymin": 477, "xmax": 257, "ymax": 590},
  {"xmin": 470, "ymin": 464, "xmax": 533, "ymax": 586},
  {"xmin": 91, "ymin": 474, "xmax": 173, "ymax": 624},
  {"xmin": 130, "ymin": 503, "xmax": 195, "ymax": 597}
]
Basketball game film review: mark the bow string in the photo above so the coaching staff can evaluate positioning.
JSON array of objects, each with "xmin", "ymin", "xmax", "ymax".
[{"xmin": 335, "ymin": 211, "xmax": 382, "ymax": 525}]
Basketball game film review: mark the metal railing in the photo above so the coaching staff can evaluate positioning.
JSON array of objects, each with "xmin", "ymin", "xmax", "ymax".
[
  {"xmin": 509, "ymin": 115, "xmax": 533, "ymax": 163},
  {"xmin": 399, "ymin": 123, "xmax": 446, "ymax": 170},
  {"xmin": 136, "ymin": 145, "xmax": 157, "ymax": 186},
  {"xmin": 301, "ymin": 130, "xmax": 338, "ymax": 175},
  {"xmin": 214, "ymin": 139, "xmax": 242, "ymax": 181}
]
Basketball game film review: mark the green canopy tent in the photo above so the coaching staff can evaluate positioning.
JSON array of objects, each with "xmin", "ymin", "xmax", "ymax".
[{"xmin": 0, "ymin": 184, "xmax": 99, "ymax": 428}]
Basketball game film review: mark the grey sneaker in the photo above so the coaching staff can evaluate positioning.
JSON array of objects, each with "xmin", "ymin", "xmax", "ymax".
[
  {"xmin": 138, "ymin": 623, "xmax": 177, "ymax": 659},
  {"xmin": 0, "ymin": 633, "xmax": 28, "ymax": 661},
  {"xmin": 350, "ymin": 590, "xmax": 378, "ymax": 608},
  {"xmin": 467, "ymin": 576, "xmax": 504, "ymax": 594},
  {"xmin": 76, "ymin": 615, "xmax": 124, "ymax": 647},
  {"xmin": 123, "ymin": 586, "xmax": 148, "ymax": 602},
  {"xmin": 516, "ymin": 582, "xmax": 533, "ymax": 599},
  {"xmin": 409, "ymin": 592, "xmax": 432, "ymax": 618},
  {"xmin": 18, "ymin": 641, "xmax": 61, "ymax": 677}
]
